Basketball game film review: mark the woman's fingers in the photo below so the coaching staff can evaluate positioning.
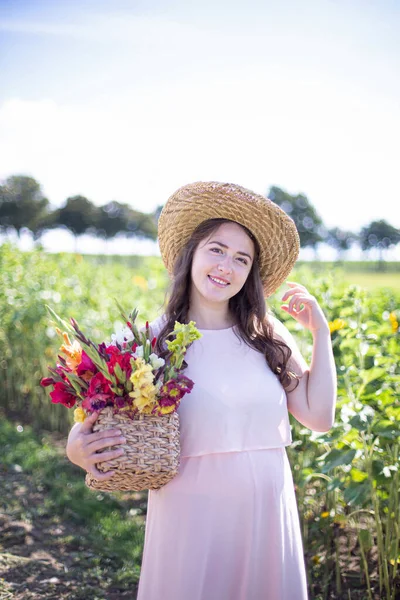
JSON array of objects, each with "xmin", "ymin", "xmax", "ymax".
[
  {"xmin": 86, "ymin": 426, "xmax": 123, "ymax": 443},
  {"xmin": 86, "ymin": 465, "xmax": 117, "ymax": 480},
  {"xmin": 286, "ymin": 281, "xmax": 308, "ymax": 291},
  {"xmin": 86, "ymin": 435, "xmax": 126, "ymax": 454},
  {"xmin": 288, "ymin": 294, "xmax": 309, "ymax": 313},
  {"xmin": 80, "ymin": 411, "xmax": 100, "ymax": 432},
  {"xmin": 281, "ymin": 287, "xmax": 307, "ymax": 302},
  {"xmin": 87, "ymin": 447, "xmax": 125, "ymax": 465}
]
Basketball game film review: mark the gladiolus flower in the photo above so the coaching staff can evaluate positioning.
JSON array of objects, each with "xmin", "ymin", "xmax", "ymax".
[
  {"xmin": 130, "ymin": 357, "xmax": 154, "ymax": 387},
  {"xmin": 74, "ymin": 407, "xmax": 86, "ymax": 422},
  {"xmin": 76, "ymin": 350, "xmax": 96, "ymax": 381},
  {"xmin": 50, "ymin": 382, "xmax": 76, "ymax": 408},
  {"xmin": 105, "ymin": 345, "xmax": 133, "ymax": 379},
  {"xmin": 57, "ymin": 330, "xmax": 83, "ymax": 371},
  {"xmin": 40, "ymin": 377, "xmax": 56, "ymax": 387}
]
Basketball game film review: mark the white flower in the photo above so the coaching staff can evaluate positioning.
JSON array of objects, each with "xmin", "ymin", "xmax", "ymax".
[
  {"xmin": 133, "ymin": 345, "xmax": 144, "ymax": 358},
  {"xmin": 149, "ymin": 353, "xmax": 165, "ymax": 370},
  {"xmin": 110, "ymin": 326, "xmax": 134, "ymax": 346}
]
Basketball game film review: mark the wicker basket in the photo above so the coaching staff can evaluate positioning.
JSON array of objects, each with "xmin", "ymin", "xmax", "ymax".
[{"xmin": 85, "ymin": 406, "xmax": 181, "ymax": 493}]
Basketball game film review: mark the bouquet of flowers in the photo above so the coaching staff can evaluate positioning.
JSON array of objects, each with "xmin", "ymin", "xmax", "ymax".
[{"xmin": 41, "ymin": 301, "xmax": 202, "ymax": 492}]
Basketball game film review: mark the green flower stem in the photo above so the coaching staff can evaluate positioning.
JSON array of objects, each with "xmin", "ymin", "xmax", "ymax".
[{"xmin": 358, "ymin": 527, "xmax": 373, "ymax": 600}]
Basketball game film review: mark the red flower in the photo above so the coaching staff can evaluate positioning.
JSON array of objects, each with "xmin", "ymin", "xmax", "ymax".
[
  {"xmin": 82, "ymin": 372, "xmax": 115, "ymax": 412},
  {"xmin": 105, "ymin": 345, "xmax": 133, "ymax": 379},
  {"xmin": 40, "ymin": 377, "xmax": 56, "ymax": 387},
  {"xmin": 76, "ymin": 350, "xmax": 96, "ymax": 381},
  {"xmin": 49, "ymin": 382, "xmax": 76, "ymax": 408},
  {"xmin": 87, "ymin": 372, "xmax": 113, "ymax": 397}
]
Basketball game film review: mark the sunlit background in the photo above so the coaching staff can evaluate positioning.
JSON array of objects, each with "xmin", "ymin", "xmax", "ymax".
[{"xmin": 1, "ymin": 0, "xmax": 399, "ymax": 259}]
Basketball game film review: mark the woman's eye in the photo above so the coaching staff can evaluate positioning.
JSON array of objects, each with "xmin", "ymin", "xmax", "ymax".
[{"xmin": 211, "ymin": 248, "xmax": 247, "ymax": 265}]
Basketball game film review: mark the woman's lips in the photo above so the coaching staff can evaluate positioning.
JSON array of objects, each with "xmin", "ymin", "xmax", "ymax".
[{"xmin": 208, "ymin": 275, "xmax": 230, "ymax": 287}]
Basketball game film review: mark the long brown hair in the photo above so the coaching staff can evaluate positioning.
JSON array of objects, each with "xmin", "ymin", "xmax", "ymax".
[{"xmin": 155, "ymin": 218, "xmax": 299, "ymax": 391}]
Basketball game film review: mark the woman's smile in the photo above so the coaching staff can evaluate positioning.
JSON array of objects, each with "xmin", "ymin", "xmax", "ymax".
[{"xmin": 208, "ymin": 275, "xmax": 230, "ymax": 288}]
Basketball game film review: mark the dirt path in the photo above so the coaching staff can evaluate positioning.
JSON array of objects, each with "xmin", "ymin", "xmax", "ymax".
[{"xmin": 0, "ymin": 458, "xmax": 147, "ymax": 600}]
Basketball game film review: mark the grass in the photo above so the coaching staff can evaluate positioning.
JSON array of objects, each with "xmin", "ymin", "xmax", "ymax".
[{"xmin": 0, "ymin": 413, "xmax": 147, "ymax": 599}]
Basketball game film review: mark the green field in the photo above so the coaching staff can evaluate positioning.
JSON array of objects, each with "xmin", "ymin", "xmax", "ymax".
[{"xmin": 0, "ymin": 243, "xmax": 399, "ymax": 599}]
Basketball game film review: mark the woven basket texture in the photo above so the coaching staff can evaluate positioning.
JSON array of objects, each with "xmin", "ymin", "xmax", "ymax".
[
  {"xmin": 158, "ymin": 181, "xmax": 300, "ymax": 297},
  {"xmin": 85, "ymin": 407, "xmax": 180, "ymax": 493}
]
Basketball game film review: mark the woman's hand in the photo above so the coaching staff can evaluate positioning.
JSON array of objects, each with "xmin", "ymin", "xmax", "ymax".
[
  {"xmin": 281, "ymin": 281, "xmax": 329, "ymax": 335},
  {"xmin": 66, "ymin": 411, "xmax": 126, "ymax": 481}
]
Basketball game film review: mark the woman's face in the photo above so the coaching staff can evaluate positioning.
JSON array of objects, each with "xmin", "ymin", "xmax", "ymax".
[{"xmin": 190, "ymin": 222, "xmax": 255, "ymax": 305}]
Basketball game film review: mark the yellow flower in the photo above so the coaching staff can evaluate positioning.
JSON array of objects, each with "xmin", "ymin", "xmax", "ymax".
[
  {"xmin": 159, "ymin": 404, "xmax": 176, "ymax": 415},
  {"xmin": 56, "ymin": 328, "xmax": 83, "ymax": 371},
  {"xmin": 130, "ymin": 357, "xmax": 154, "ymax": 387},
  {"xmin": 321, "ymin": 511, "xmax": 330, "ymax": 518},
  {"xmin": 328, "ymin": 318, "xmax": 346, "ymax": 334},
  {"xmin": 389, "ymin": 312, "xmax": 399, "ymax": 333},
  {"xmin": 312, "ymin": 555, "xmax": 320, "ymax": 565},
  {"xmin": 74, "ymin": 407, "xmax": 86, "ymax": 423},
  {"xmin": 132, "ymin": 275, "xmax": 148, "ymax": 290},
  {"xmin": 129, "ymin": 382, "xmax": 158, "ymax": 411}
]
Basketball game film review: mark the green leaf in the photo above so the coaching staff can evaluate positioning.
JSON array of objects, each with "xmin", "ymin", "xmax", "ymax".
[
  {"xmin": 320, "ymin": 448, "xmax": 357, "ymax": 473},
  {"xmin": 114, "ymin": 363, "xmax": 126, "ymax": 383},
  {"xmin": 358, "ymin": 528, "xmax": 374, "ymax": 551},
  {"xmin": 343, "ymin": 481, "xmax": 370, "ymax": 506},
  {"xmin": 45, "ymin": 304, "xmax": 74, "ymax": 333},
  {"xmin": 372, "ymin": 420, "xmax": 400, "ymax": 439},
  {"xmin": 326, "ymin": 477, "xmax": 344, "ymax": 492},
  {"xmin": 359, "ymin": 367, "xmax": 386, "ymax": 385}
]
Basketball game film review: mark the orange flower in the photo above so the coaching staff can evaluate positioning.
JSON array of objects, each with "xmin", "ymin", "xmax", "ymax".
[{"xmin": 56, "ymin": 328, "xmax": 83, "ymax": 372}]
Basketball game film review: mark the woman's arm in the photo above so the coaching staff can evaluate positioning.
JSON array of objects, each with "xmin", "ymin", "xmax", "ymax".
[{"xmin": 270, "ymin": 282, "xmax": 337, "ymax": 432}]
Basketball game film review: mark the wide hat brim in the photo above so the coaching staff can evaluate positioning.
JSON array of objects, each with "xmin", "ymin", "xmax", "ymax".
[{"xmin": 157, "ymin": 181, "xmax": 300, "ymax": 297}]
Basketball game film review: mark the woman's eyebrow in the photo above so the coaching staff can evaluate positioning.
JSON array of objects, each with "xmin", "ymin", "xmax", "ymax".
[{"xmin": 207, "ymin": 240, "xmax": 253, "ymax": 261}]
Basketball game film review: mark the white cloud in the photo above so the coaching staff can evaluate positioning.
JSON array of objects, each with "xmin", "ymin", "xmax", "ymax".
[{"xmin": 1, "ymin": 1, "xmax": 399, "ymax": 231}]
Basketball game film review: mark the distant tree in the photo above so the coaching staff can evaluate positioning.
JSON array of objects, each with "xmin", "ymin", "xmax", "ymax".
[
  {"xmin": 153, "ymin": 204, "xmax": 164, "ymax": 223},
  {"xmin": 96, "ymin": 201, "xmax": 158, "ymax": 242},
  {"xmin": 267, "ymin": 186, "xmax": 325, "ymax": 253},
  {"xmin": 326, "ymin": 227, "xmax": 358, "ymax": 260},
  {"xmin": 0, "ymin": 175, "xmax": 50, "ymax": 237},
  {"xmin": 52, "ymin": 195, "xmax": 99, "ymax": 251},
  {"xmin": 96, "ymin": 201, "xmax": 128, "ymax": 240},
  {"xmin": 125, "ymin": 207, "xmax": 157, "ymax": 240},
  {"xmin": 53, "ymin": 195, "xmax": 98, "ymax": 235},
  {"xmin": 359, "ymin": 220, "xmax": 400, "ymax": 265}
]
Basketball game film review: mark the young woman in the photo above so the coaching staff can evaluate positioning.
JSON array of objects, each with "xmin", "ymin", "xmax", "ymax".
[{"xmin": 66, "ymin": 181, "xmax": 337, "ymax": 600}]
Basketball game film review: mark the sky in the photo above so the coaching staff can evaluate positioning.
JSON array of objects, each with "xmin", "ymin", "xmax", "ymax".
[{"xmin": 0, "ymin": 0, "xmax": 399, "ymax": 258}]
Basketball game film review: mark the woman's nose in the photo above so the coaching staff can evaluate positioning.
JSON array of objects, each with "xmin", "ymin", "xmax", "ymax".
[{"xmin": 218, "ymin": 257, "xmax": 233, "ymax": 273}]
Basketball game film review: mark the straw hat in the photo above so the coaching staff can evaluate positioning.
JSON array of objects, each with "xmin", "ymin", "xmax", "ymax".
[{"xmin": 157, "ymin": 181, "xmax": 300, "ymax": 297}]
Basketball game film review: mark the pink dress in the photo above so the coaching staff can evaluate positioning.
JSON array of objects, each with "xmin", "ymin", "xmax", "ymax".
[{"xmin": 136, "ymin": 315, "xmax": 308, "ymax": 600}]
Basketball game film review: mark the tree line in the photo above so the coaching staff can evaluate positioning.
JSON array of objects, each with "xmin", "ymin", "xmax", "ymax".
[{"xmin": 1, "ymin": 175, "xmax": 399, "ymax": 259}]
